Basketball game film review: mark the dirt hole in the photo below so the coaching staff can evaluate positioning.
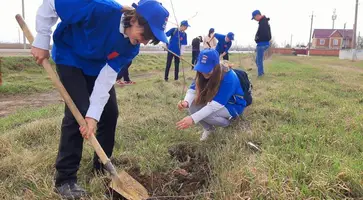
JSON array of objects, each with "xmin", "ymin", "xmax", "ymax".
[{"xmin": 109, "ymin": 143, "xmax": 211, "ymax": 199}]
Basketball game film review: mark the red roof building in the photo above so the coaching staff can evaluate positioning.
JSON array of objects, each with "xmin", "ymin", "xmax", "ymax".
[{"xmin": 312, "ymin": 29, "xmax": 354, "ymax": 49}]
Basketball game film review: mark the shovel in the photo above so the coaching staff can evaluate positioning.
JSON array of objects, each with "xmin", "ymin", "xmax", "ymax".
[{"xmin": 15, "ymin": 14, "xmax": 149, "ymax": 200}]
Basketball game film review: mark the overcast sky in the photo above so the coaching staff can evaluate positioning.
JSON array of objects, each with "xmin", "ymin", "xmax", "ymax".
[{"xmin": 0, "ymin": 0, "xmax": 362, "ymax": 47}]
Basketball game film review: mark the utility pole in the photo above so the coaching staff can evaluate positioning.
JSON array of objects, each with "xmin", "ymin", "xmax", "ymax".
[
  {"xmin": 18, "ymin": 28, "xmax": 21, "ymax": 44},
  {"xmin": 332, "ymin": 9, "xmax": 337, "ymax": 29},
  {"xmin": 22, "ymin": 0, "xmax": 26, "ymax": 49},
  {"xmin": 290, "ymin": 34, "xmax": 293, "ymax": 48},
  {"xmin": 343, "ymin": 23, "xmax": 346, "ymax": 49},
  {"xmin": 308, "ymin": 11, "xmax": 315, "ymax": 56},
  {"xmin": 352, "ymin": 0, "xmax": 359, "ymax": 61}
]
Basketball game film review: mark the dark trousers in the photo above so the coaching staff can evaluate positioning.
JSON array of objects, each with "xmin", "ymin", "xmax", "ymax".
[
  {"xmin": 55, "ymin": 65, "xmax": 119, "ymax": 186},
  {"xmin": 117, "ymin": 61, "xmax": 132, "ymax": 81},
  {"xmin": 192, "ymin": 50, "xmax": 200, "ymax": 69},
  {"xmin": 219, "ymin": 52, "xmax": 229, "ymax": 60},
  {"xmin": 164, "ymin": 52, "xmax": 180, "ymax": 80}
]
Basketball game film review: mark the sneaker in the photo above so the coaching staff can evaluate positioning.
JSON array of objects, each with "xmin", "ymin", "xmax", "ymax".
[
  {"xmin": 200, "ymin": 129, "xmax": 213, "ymax": 141},
  {"xmin": 116, "ymin": 80, "xmax": 125, "ymax": 86},
  {"xmin": 54, "ymin": 182, "xmax": 88, "ymax": 200},
  {"xmin": 124, "ymin": 81, "xmax": 136, "ymax": 85}
]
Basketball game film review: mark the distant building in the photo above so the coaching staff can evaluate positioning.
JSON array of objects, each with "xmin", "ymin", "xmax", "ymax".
[{"xmin": 312, "ymin": 29, "xmax": 353, "ymax": 49}]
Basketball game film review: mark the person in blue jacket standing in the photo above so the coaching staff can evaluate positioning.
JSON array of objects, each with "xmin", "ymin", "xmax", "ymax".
[
  {"xmin": 176, "ymin": 49, "xmax": 246, "ymax": 141},
  {"xmin": 164, "ymin": 20, "xmax": 189, "ymax": 81},
  {"xmin": 209, "ymin": 32, "xmax": 234, "ymax": 60},
  {"xmin": 252, "ymin": 10, "xmax": 272, "ymax": 77},
  {"xmin": 31, "ymin": 0, "xmax": 169, "ymax": 198}
]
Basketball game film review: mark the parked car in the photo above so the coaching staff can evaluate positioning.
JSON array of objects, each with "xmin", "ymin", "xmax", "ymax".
[{"xmin": 292, "ymin": 47, "xmax": 308, "ymax": 56}]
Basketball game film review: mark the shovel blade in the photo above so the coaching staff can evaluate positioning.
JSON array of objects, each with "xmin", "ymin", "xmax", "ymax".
[{"xmin": 109, "ymin": 170, "xmax": 149, "ymax": 200}]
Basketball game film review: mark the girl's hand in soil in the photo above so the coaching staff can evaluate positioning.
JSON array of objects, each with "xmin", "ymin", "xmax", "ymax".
[{"xmin": 176, "ymin": 116, "xmax": 194, "ymax": 130}]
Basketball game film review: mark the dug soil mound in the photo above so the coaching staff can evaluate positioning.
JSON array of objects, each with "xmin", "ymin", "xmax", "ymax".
[{"xmin": 110, "ymin": 143, "xmax": 211, "ymax": 200}]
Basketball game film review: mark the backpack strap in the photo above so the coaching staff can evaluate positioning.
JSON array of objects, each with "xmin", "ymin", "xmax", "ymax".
[{"xmin": 171, "ymin": 27, "xmax": 178, "ymax": 37}]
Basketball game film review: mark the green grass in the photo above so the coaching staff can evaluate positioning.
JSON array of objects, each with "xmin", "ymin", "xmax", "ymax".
[
  {"xmin": 0, "ymin": 54, "xmax": 193, "ymax": 95},
  {"xmin": 1, "ymin": 55, "xmax": 363, "ymax": 199},
  {"xmin": 0, "ymin": 53, "xmax": 246, "ymax": 95},
  {"xmin": 0, "ymin": 57, "xmax": 55, "ymax": 94}
]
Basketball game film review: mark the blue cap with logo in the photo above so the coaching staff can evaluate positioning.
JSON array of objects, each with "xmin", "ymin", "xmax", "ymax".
[
  {"xmin": 209, "ymin": 28, "xmax": 215, "ymax": 32},
  {"xmin": 180, "ymin": 20, "xmax": 191, "ymax": 27},
  {"xmin": 132, "ymin": 0, "xmax": 170, "ymax": 43},
  {"xmin": 227, "ymin": 32, "xmax": 234, "ymax": 40},
  {"xmin": 194, "ymin": 49, "xmax": 220, "ymax": 73},
  {"xmin": 251, "ymin": 10, "xmax": 261, "ymax": 20}
]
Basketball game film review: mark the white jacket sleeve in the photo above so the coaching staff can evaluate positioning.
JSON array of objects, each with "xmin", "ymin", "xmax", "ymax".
[
  {"xmin": 190, "ymin": 101, "xmax": 224, "ymax": 123},
  {"xmin": 184, "ymin": 89, "xmax": 195, "ymax": 107},
  {"xmin": 86, "ymin": 64, "xmax": 118, "ymax": 121},
  {"xmin": 33, "ymin": 0, "xmax": 59, "ymax": 50}
]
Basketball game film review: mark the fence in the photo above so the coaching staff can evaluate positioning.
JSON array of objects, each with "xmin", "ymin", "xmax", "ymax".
[
  {"xmin": 0, "ymin": 57, "xmax": 2, "ymax": 86},
  {"xmin": 271, "ymin": 48, "xmax": 340, "ymax": 56},
  {"xmin": 339, "ymin": 49, "xmax": 363, "ymax": 60}
]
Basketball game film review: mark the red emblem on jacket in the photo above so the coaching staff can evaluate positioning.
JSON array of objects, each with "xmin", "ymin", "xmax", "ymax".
[{"xmin": 107, "ymin": 52, "xmax": 119, "ymax": 60}]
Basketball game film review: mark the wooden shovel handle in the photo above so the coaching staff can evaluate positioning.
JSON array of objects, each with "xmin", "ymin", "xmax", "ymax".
[
  {"xmin": 162, "ymin": 46, "xmax": 195, "ymax": 67},
  {"xmin": 15, "ymin": 14, "xmax": 109, "ymax": 165}
]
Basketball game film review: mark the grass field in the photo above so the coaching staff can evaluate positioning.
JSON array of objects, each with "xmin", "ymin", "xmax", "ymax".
[{"xmin": 0, "ymin": 54, "xmax": 363, "ymax": 199}]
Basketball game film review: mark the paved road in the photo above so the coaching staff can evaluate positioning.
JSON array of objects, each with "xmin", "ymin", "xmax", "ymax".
[
  {"xmin": 0, "ymin": 49, "xmax": 253, "ymax": 57},
  {"xmin": 0, "ymin": 49, "xmax": 171, "ymax": 56}
]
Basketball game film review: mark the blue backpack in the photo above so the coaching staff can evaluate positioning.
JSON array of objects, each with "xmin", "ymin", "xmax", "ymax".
[{"xmin": 232, "ymin": 68, "xmax": 253, "ymax": 107}]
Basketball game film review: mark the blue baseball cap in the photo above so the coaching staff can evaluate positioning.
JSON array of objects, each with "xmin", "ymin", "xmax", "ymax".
[
  {"xmin": 132, "ymin": 0, "xmax": 170, "ymax": 43},
  {"xmin": 209, "ymin": 28, "xmax": 215, "ymax": 32},
  {"xmin": 251, "ymin": 10, "xmax": 261, "ymax": 20},
  {"xmin": 227, "ymin": 32, "xmax": 234, "ymax": 40},
  {"xmin": 194, "ymin": 49, "xmax": 220, "ymax": 73},
  {"xmin": 180, "ymin": 20, "xmax": 190, "ymax": 27}
]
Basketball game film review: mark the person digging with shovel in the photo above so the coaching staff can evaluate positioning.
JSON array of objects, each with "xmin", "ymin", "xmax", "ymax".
[
  {"xmin": 209, "ymin": 32, "xmax": 234, "ymax": 61},
  {"xmin": 176, "ymin": 49, "xmax": 247, "ymax": 141},
  {"xmin": 31, "ymin": 0, "xmax": 169, "ymax": 199}
]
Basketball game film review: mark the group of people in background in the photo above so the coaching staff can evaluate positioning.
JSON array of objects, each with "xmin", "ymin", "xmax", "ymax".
[
  {"xmin": 116, "ymin": 9, "xmax": 272, "ymax": 85},
  {"xmin": 165, "ymin": 9, "xmax": 272, "ymax": 80},
  {"xmin": 117, "ymin": 9, "xmax": 272, "ymax": 141}
]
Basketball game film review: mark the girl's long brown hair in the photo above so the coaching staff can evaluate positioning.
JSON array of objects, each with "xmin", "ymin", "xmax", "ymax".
[{"xmin": 194, "ymin": 64, "xmax": 229, "ymax": 105}]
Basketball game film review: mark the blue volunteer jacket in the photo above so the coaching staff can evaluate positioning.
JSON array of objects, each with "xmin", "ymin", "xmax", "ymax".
[
  {"xmin": 166, "ymin": 28, "xmax": 187, "ymax": 56},
  {"xmin": 214, "ymin": 33, "xmax": 232, "ymax": 54},
  {"xmin": 190, "ymin": 69, "xmax": 246, "ymax": 117},
  {"xmin": 51, "ymin": 0, "xmax": 140, "ymax": 76}
]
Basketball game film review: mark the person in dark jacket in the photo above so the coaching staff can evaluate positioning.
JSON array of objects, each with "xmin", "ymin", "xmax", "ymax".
[
  {"xmin": 252, "ymin": 10, "xmax": 271, "ymax": 77},
  {"xmin": 191, "ymin": 36, "xmax": 203, "ymax": 69}
]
